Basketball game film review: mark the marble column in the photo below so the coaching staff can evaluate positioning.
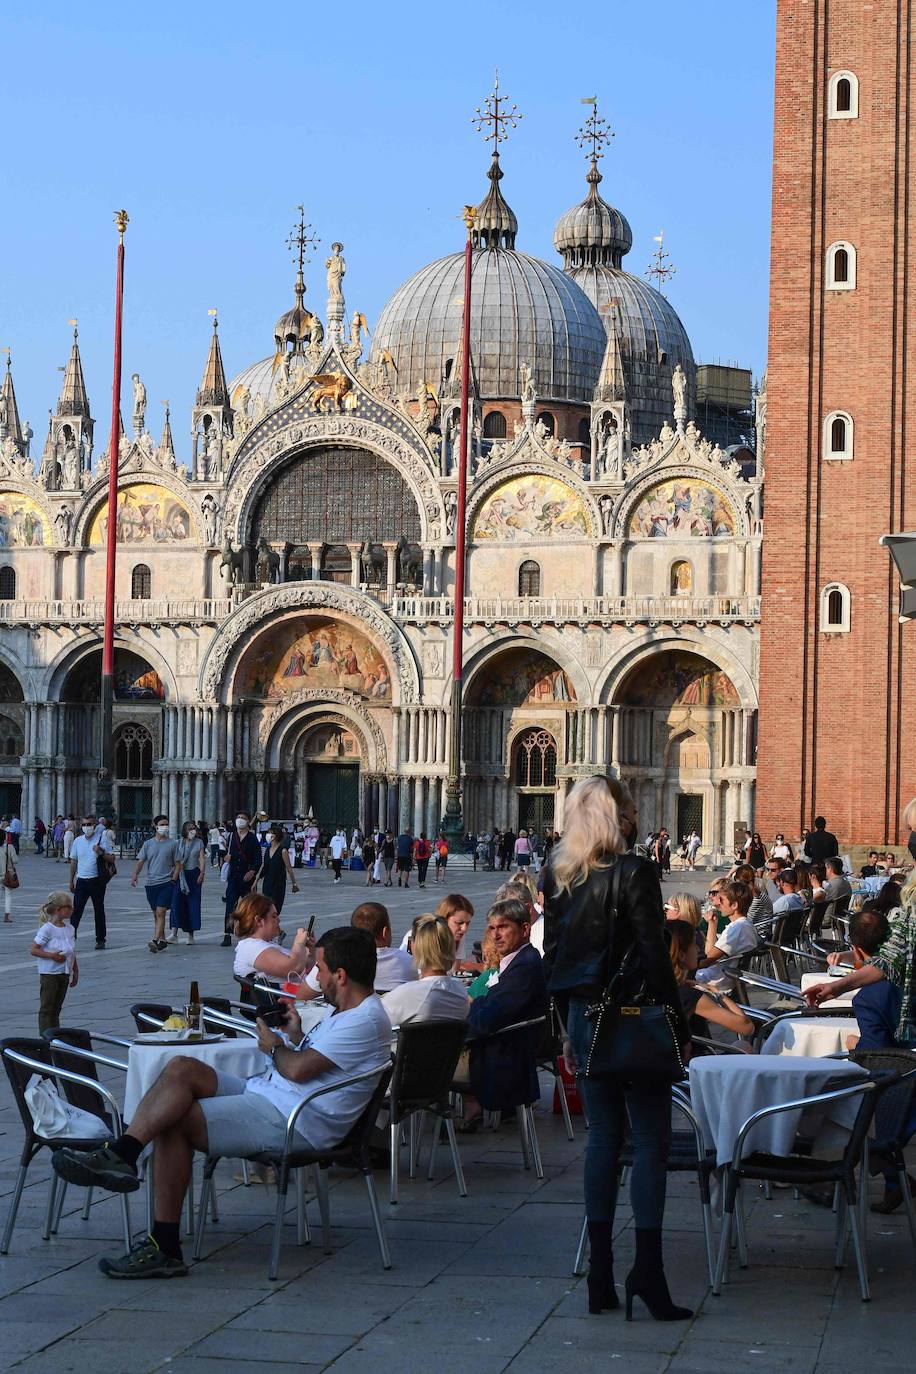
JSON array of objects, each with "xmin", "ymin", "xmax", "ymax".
[
  {"xmin": 610, "ymin": 706, "xmax": 621, "ymax": 771},
  {"xmin": 307, "ymin": 542, "xmax": 324, "ymax": 580},
  {"xmin": 168, "ymin": 772, "xmax": 179, "ymax": 824},
  {"xmin": 378, "ymin": 777, "xmax": 388, "ymax": 831},
  {"xmin": 425, "ymin": 779, "xmax": 439, "ymax": 836},
  {"xmin": 347, "ymin": 542, "xmax": 363, "ymax": 588},
  {"xmin": 383, "ymin": 542, "xmax": 399, "ymax": 600},
  {"xmin": 226, "ymin": 707, "xmax": 236, "ymax": 770},
  {"xmin": 412, "ymin": 777, "xmax": 424, "ymax": 835}
]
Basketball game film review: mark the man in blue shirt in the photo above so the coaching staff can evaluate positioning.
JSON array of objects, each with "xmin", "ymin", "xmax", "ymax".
[{"xmin": 395, "ymin": 828, "xmax": 414, "ymax": 888}]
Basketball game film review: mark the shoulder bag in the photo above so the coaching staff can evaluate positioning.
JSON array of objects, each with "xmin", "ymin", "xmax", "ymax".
[{"xmin": 580, "ymin": 857, "xmax": 686, "ymax": 1083}]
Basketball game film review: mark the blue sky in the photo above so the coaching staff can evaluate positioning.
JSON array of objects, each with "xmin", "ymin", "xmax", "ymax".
[{"xmin": 1, "ymin": 1, "xmax": 775, "ymax": 450}]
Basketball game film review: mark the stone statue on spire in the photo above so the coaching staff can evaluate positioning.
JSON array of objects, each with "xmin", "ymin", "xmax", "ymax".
[{"xmin": 131, "ymin": 373, "xmax": 147, "ymax": 436}]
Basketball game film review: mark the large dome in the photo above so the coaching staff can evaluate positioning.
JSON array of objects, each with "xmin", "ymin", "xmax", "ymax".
[{"xmin": 368, "ymin": 247, "xmax": 606, "ymax": 404}]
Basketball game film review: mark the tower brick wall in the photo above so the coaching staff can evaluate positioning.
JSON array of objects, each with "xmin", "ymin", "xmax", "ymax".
[{"xmin": 757, "ymin": 0, "xmax": 916, "ymax": 847}]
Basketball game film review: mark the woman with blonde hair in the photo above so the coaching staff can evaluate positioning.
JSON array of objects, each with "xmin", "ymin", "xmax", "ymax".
[
  {"xmin": 382, "ymin": 916, "xmax": 469, "ymax": 1027},
  {"xmin": 663, "ymin": 891, "xmax": 702, "ymax": 928},
  {"xmin": 808, "ymin": 798, "xmax": 916, "ymax": 1045},
  {"xmin": 542, "ymin": 775, "xmax": 691, "ymax": 1322}
]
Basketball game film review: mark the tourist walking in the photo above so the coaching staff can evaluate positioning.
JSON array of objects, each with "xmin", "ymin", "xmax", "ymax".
[
  {"xmin": 169, "ymin": 821, "xmax": 206, "ymax": 944},
  {"xmin": 380, "ymin": 830, "xmax": 396, "ymax": 885},
  {"xmin": 361, "ymin": 833, "xmax": 377, "ymax": 886},
  {"xmin": 685, "ymin": 829, "xmax": 701, "ymax": 869},
  {"xmin": 257, "ymin": 823, "xmax": 299, "ymax": 913},
  {"xmin": 50, "ymin": 815, "xmax": 66, "ymax": 860},
  {"xmin": 434, "ymin": 832, "xmax": 449, "ymax": 882},
  {"xmin": 33, "ymin": 817, "xmax": 46, "ymax": 856},
  {"xmin": 542, "ymin": 775, "xmax": 692, "ymax": 1322},
  {"xmin": 69, "ymin": 814, "xmax": 111, "ymax": 949},
  {"xmin": 329, "ymin": 827, "xmax": 347, "ymax": 883},
  {"xmin": 31, "ymin": 890, "xmax": 78, "ymax": 1034},
  {"xmin": 0, "ymin": 825, "xmax": 18, "ymax": 921},
  {"xmin": 132, "ymin": 816, "xmax": 181, "ymax": 953},
  {"xmin": 414, "ymin": 832, "xmax": 432, "ymax": 887},
  {"xmin": 62, "ymin": 815, "xmax": 77, "ymax": 863},
  {"xmin": 222, "ymin": 813, "xmax": 262, "ymax": 946},
  {"xmin": 513, "ymin": 828, "xmax": 532, "ymax": 872},
  {"xmin": 8, "ymin": 814, "xmax": 21, "ymax": 853},
  {"xmin": 395, "ymin": 827, "xmax": 413, "ymax": 887}
]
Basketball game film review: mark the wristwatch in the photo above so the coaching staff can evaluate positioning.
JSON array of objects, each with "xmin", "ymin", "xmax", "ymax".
[{"xmin": 270, "ymin": 1042, "xmax": 282, "ymax": 1064}]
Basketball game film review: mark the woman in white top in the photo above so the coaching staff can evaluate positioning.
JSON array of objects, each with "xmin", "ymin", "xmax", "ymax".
[
  {"xmin": 0, "ymin": 828, "xmax": 17, "ymax": 922},
  {"xmin": 383, "ymin": 916, "xmax": 469, "ymax": 1028},
  {"xmin": 231, "ymin": 892, "xmax": 313, "ymax": 982}
]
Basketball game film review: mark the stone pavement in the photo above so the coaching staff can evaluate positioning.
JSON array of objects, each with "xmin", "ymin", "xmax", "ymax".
[{"xmin": 0, "ymin": 854, "xmax": 914, "ymax": 1372}]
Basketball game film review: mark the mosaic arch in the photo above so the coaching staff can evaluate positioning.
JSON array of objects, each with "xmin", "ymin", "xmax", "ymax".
[
  {"xmin": 619, "ymin": 651, "xmax": 740, "ymax": 709},
  {"xmin": 0, "ymin": 492, "xmax": 49, "ymax": 547},
  {"xmin": 627, "ymin": 479, "xmax": 736, "ymax": 539},
  {"xmin": 472, "ymin": 474, "xmax": 590, "ymax": 542},
  {"xmin": 61, "ymin": 648, "xmax": 166, "ymax": 703},
  {"xmin": 88, "ymin": 483, "xmax": 194, "ymax": 545},
  {"xmin": 236, "ymin": 616, "xmax": 392, "ymax": 702},
  {"xmin": 466, "ymin": 648, "xmax": 576, "ymax": 708}
]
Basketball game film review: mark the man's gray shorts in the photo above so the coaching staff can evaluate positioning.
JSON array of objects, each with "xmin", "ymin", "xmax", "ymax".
[{"xmin": 199, "ymin": 1072, "xmax": 315, "ymax": 1156}]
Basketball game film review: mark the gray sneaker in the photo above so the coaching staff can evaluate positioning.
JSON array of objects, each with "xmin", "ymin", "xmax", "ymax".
[
  {"xmin": 99, "ymin": 1235, "xmax": 189, "ymax": 1279},
  {"xmin": 52, "ymin": 1143, "xmax": 140, "ymax": 1193}
]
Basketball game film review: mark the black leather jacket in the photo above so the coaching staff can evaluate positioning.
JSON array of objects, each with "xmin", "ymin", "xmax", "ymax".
[{"xmin": 541, "ymin": 851, "xmax": 689, "ymax": 1045}]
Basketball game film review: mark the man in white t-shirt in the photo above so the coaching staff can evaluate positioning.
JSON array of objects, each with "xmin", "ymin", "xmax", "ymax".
[
  {"xmin": 53, "ymin": 925, "xmax": 392, "ymax": 1280},
  {"xmin": 350, "ymin": 900, "xmax": 417, "ymax": 993},
  {"xmin": 329, "ymin": 828, "xmax": 347, "ymax": 882},
  {"xmin": 695, "ymin": 880, "xmax": 758, "ymax": 992}
]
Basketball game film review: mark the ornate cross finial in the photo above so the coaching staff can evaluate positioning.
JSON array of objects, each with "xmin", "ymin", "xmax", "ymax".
[
  {"xmin": 575, "ymin": 97, "xmax": 613, "ymax": 165},
  {"xmin": 68, "ymin": 318, "xmax": 78, "ymax": 340},
  {"xmin": 646, "ymin": 231, "xmax": 676, "ymax": 294},
  {"xmin": 472, "ymin": 70, "xmax": 522, "ymax": 154},
  {"xmin": 1, "ymin": 346, "xmax": 9, "ymax": 372},
  {"xmin": 285, "ymin": 204, "xmax": 320, "ymax": 277}
]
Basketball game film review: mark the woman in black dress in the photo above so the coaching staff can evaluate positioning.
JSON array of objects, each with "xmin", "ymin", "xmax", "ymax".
[{"xmin": 257, "ymin": 823, "xmax": 299, "ymax": 916}]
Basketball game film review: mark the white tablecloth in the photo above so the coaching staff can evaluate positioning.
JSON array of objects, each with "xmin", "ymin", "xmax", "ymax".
[
  {"xmin": 688, "ymin": 1055, "xmax": 868, "ymax": 1166},
  {"xmin": 762, "ymin": 1015, "xmax": 856, "ymax": 1058},
  {"xmin": 800, "ymin": 972, "xmax": 859, "ymax": 1007},
  {"xmin": 124, "ymin": 1040, "xmax": 264, "ymax": 1121}
]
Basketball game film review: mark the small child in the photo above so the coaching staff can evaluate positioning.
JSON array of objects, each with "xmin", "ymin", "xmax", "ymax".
[{"xmin": 31, "ymin": 891, "xmax": 78, "ymax": 1035}]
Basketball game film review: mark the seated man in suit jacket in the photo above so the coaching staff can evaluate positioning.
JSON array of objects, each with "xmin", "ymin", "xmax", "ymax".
[{"xmin": 467, "ymin": 896, "xmax": 549, "ymax": 1110}]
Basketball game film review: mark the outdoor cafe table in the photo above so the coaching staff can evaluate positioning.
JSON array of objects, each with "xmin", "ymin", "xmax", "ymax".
[
  {"xmin": 688, "ymin": 1055, "xmax": 869, "ymax": 1166},
  {"xmin": 761, "ymin": 1015, "xmax": 855, "ymax": 1058},
  {"xmin": 800, "ymin": 972, "xmax": 859, "ymax": 1007}
]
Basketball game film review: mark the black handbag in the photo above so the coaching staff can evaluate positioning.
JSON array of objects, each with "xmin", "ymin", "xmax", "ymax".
[{"xmin": 579, "ymin": 860, "xmax": 686, "ymax": 1083}]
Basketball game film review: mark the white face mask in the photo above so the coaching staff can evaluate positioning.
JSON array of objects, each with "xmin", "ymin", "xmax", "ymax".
[
  {"xmin": 236, "ymin": 818, "xmax": 248, "ymax": 830},
  {"xmin": 266, "ymin": 833, "xmax": 275, "ymax": 845},
  {"xmin": 157, "ymin": 823, "xmax": 169, "ymax": 836},
  {"xmin": 187, "ymin": 828, "xmax": 197, "ymax": 839},
  {"xmin": 82, "ymin": 824, "xmax": 94, "ymax": 835}
]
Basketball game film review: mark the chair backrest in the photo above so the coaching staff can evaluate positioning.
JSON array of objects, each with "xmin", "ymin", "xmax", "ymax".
[
  {"xmin": 841, "ymin": 1068, "xmax": 901, "ymax": 1172},
  {"xmin": 201, "ymin": 996, "xmax": 237, "ymax": 1038},
  {"xmin": 1, "ymin": 1037, "xmax": 52, "ymax": 1139},
  {"xmin": 390, "ymin": 1020, "xmax": 468, "ymax": 1114},
  {"xmin": 129, "ymin": 1002, "xmax": 172, "ymax": 1033},
  {"xmin": 42, "ymin": 1027, "xmax": 102, "ymax": 1115},
  {"xmin": 328, "ymin": 1063, "xmax": 394, "ymax": 1168},
  {"xmin": 775, "ymin": 904, "xmax": 806, "ymax": 948},
  {"xmin": 852, "ymin": 1049, "xmax": 916, "ymax": 1150}
]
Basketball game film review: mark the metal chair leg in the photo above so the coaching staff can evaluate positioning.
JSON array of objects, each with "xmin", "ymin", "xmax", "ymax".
[
  {"xmin": 734, "ymin": 1186, "xmax": 749, "ymax": 1268},
  {"xmin": 900, "ymin": 1167, "xmax": 916, "ymax": 1260},
  {"xmin": 712, "ymin": 1205, "xmax": 734, "ymax": 1294},
  {"xmin": 296, "ymin": 1169, "xmax": 310, "ymax": 1246},
  {"xmin": 524, "ymin": 1107, "xmax": 544, "ymax": 1180},
  {"xmin": 0, "ymin": 1161, "xmax": 29, "ymax": 1255},
  {"xmin": 313, "ymin": 1165, "xmax": 332, "ymax": 1254},
  {"xmin": 834, "ymin": 1192, "xmax": 848, "ymax": 1268},
  {"xmin": 80, "ymin": 1185, "xmax": 92, "ymax": 1223},
  {"xmin": 209, "ymin": 1173, "xmax": 219, "ymax": 1223},
  {"xmin": 241, "ymin": 1160, "xmax": 251, "ymax": 1186},
  {"xmin": 556, "ymin": 1074, "xmax": 575, "ymax": 1142},
  {"xmin": 517, "ymin": 1105, "xmax": 532, "ymax": 1171},
  {"xmin": 701, "ymin": 1201, "xmax": 716, "ymax": 1287},
  {"xmin": 444, "ymin": 1117, "xmax": 468, "ymax": 1197},
  {"xmin": 364, "ymin": 1172, "xmax": 392, "ymax": 1270},
  {"xmin": 268, "ymin": 1167, "xmax": 289, "ymax": 1281},
  {"xmin": 408, "ymin": 1113, "xmax": 419, "ymax": 1179},
  {"xmin": 572, "ymin": 1212, "xmax": 588, "ymax": 1276},
  {"xmin": 427, "ymin": 1117, "xmax": 442, "ymax": 1180},
  {"xmin": 53, "ymin": 1180, "xmax": 68, "ymax": 1232},
  {"xmin": 846, "ymin": 1192, "xmax": 870, "ymax": 1301},
  {"xmin": 389, "ymin": 1118, "xmax": 399, "ymax": 1205},
  {"xmin": 193, "ymin": 1168, "xmax": 213, "ymax": 1260},
  {"xmin": 120, "ymin": 1192, "xmax": 132, "ymax": 1252},
  {"xmin": 42, "ymin": 1172, "xmax": 59, "ymax": 1241}
]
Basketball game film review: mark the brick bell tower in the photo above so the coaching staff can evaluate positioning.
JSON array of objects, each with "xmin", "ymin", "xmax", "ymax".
[{"xmin": 757, "ymin": 0, "xmax": 916, "ymax": 848}]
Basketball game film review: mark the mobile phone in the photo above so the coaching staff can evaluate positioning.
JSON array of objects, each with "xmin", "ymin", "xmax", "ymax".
[
  {"xmin": 260, "ymin": 1008, "xmax": 288, "ymax": 1028},
  {"xmin": 307, "ymin": 913, "xmax": 316, "ymax": 936}
]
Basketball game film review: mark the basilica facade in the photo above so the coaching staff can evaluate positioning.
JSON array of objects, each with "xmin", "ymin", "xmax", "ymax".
[{"xmin": 0, "ymin": 137, "xmax": 761, "ymax": 856}]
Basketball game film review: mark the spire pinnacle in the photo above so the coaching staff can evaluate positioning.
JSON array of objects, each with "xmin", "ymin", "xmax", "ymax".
[
  {"xmin": 0, "ymin": 349, "xmax": 24, "ymax": 449},
  {"xmin": 159, "ymin": 401, "xmax": 175, "ymax": 458},
  {"xmin": 471, "ymin": 74, "xmax": 522, "ymax": 249},
  {"xmin": 285, "ymin": 205, "xmax": 320, "ymax": 309},
  {"xmin": 57, "ymin": 323, "xmax": 91, "ymax": 417},
  {"xmin": 196, "ymin": 311, "xmax": 230, "ymax": 408}
]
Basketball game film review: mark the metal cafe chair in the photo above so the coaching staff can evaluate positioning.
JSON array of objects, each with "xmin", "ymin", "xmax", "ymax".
[
  {"xmin": 852, "ymin": 1047, "xmax": 916, "ymax": 1261},
  {"xmin": 129, "ymin": 1002, "xmax": 173, "ymax": 1032},
  {"xmin": 1, "ymin": 1037, "xmax": 132, "ymax": 1255},
  {"xmin": 456, "ymin": 1016, "xmax": 548, "ymax": 1179},
  {"xmin": 712, "ymin": 1069, "xmax": 907, "ymax": 1301},
  {"xmin": 388, "ymin": 1019, "xmax": 468, "ymax": 1204},
  {"xmin": 193, "ymin": 1064, "xmax": 394, "ymax": 1281}
]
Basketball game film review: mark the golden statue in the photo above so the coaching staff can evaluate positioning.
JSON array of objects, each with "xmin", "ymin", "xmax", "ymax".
[{"xmin": 311, "ymin": 372, "xmax": 351, "ymax": 413}]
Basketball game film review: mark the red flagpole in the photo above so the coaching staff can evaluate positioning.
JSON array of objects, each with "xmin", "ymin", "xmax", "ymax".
[
  {"xmin": 443, "ymin": 207, "xmax": 476, "ymax": 839},
  {"xmin": 96, "ymin": 210, "xmax": 128, "ymax": 821}
]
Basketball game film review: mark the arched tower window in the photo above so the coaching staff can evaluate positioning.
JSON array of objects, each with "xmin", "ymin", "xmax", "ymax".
[
  {"xmin": 113, "ymin": 723, "xmax": 154, "ymax": 781},
  {"xmin": 131, "ymin": 563, "xmax": 151, "ymax": 598},
  {"xmin": 483, "ymin": 411, "xmax": 507, "ymax": 439},
  {"xmin": 828, "ymin": 70, "xmax": 859, "ymax": 119},
  {"xmin": 536, "ymin": 411, "xmax": 556, "ymax": 437},
  {"xmin": 820, "ymin": 582, "xmax": 851, "ymax": 633},
  {"xmin": 0, "ymin": 567, "xmax": 15, "ymax": 601},
  {"xmin": 823, "ymin": 411, "xmax": 854, "ymax": 460},
  {"xmin": 514, "ymin": 729, "xmax": 557, "ymax": 788},
  {"xmin": 670, "ymin": 560, "xmax": 693, "ymax": 595},
  {"xmin": 518, "ymin": 560, "xmax": 541, "ymax": 596},
  {"xmin": 826, "ymin": 241, "xmax": 856, "ymax": 290}
]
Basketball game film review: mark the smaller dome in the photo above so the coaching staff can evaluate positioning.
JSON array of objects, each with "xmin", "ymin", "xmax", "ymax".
[
  {"xmin": 273, "ymin": 271, "xmax": 315, "ymax": 351},
  {"xmin": 554, "ymin": 164, "xmax": 633, "ymax": 269}
]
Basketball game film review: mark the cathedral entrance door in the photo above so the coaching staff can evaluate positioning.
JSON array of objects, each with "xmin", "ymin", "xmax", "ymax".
[
  {"xmin": 117, "ymin": 785, "xmax": 153, "ymax": 836},
  {"xmin": 518, "ymin": 793, "xmax": 555, "ymax": 837},
  {"xmin": 307, "ymin": 763, "xmax": 359, "ymax": 832},
  {"xmin": 676, "ymin": 793, "xmax": 703, "ymax": 844}
]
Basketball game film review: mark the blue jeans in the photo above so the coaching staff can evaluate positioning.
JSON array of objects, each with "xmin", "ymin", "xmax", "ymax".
[{"xmin": 567, "ymin": 995, "xmax": 671, "ymax": 1228}]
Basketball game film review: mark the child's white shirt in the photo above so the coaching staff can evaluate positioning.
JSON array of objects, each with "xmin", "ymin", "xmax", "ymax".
[{"xmin": 34, "ymin": 921, "xmax": 75, "ymax": 976}]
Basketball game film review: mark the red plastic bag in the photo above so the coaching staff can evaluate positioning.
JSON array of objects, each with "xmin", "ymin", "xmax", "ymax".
[{"xmin": 552, "ymin": 1055, "xmax": 583, "ymax": 1116}]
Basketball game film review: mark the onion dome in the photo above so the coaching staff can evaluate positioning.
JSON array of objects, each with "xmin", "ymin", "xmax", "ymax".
[
  {"xmin": 553, "ymin": 161, "xmax": 633, "ymax": 268},
  {"xmin": 273, "ymin": 271, "xmax": 313, "ymax": 352}
]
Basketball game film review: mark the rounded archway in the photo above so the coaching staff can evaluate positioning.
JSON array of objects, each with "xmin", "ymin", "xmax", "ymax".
[{"xmin": 613, "ymin": 648, "xmax": 752, "ymax": 853}]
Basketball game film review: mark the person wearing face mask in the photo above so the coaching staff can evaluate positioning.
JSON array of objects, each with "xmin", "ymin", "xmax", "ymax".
[
  {"xmin": 168, "ymin": 821, "xmax": 206, "ymax": 944},
  {"xmin": 223, "ymin": 812, "xmax": 262, "ymax": 947},
  {"xmin": 69, "ymin": 813, "xmax": 113, "ymax": 949},
  {"xmin": 257, "ymin": 823, "xmax": 299, "ymax": 917},
  {"xmin": 131, "ymin": 817, "xmax": 182, "ymax": 953}
]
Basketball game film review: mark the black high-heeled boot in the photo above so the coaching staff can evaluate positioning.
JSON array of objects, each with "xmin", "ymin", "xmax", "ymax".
[
  {"xmin": 586, "ymin": 1220, "xmax": 618, "ymax": 1313},
  {"xmin": 624, "ymin": 1228, "xmax": 692, "ymax": 1321}
]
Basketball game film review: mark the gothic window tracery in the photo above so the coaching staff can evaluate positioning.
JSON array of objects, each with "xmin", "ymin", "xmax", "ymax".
[
  {"xmin": 113, "ymin": 722, "xmax": 154, "ymax": 780},
  {"xmin": 514, "ymin": 729, "xmax": 557, "ymax": 788},
  {"xmin": 250, "ymin": 446, "xmax": 422, "ymax": 547}
]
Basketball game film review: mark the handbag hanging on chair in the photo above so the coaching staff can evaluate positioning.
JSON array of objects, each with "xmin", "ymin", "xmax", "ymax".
[{"xmin": 579, "ymin": 858, "xmax": 686, "ymax": 1083}]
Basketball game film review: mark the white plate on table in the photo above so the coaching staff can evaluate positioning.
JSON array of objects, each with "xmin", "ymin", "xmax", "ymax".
[{"xmin": 134, "ymin": 1031, "xmax": 225, "ymax": 1045}]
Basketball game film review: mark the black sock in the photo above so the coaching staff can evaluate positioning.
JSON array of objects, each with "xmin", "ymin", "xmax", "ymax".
[
  {"xmin": 151, "ymin": 1219, "xmax": 182, "ymax": 1259},
  {"xmin": 110, "ymin": 1133, "xmax": 143, "ymax": 1167}
]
